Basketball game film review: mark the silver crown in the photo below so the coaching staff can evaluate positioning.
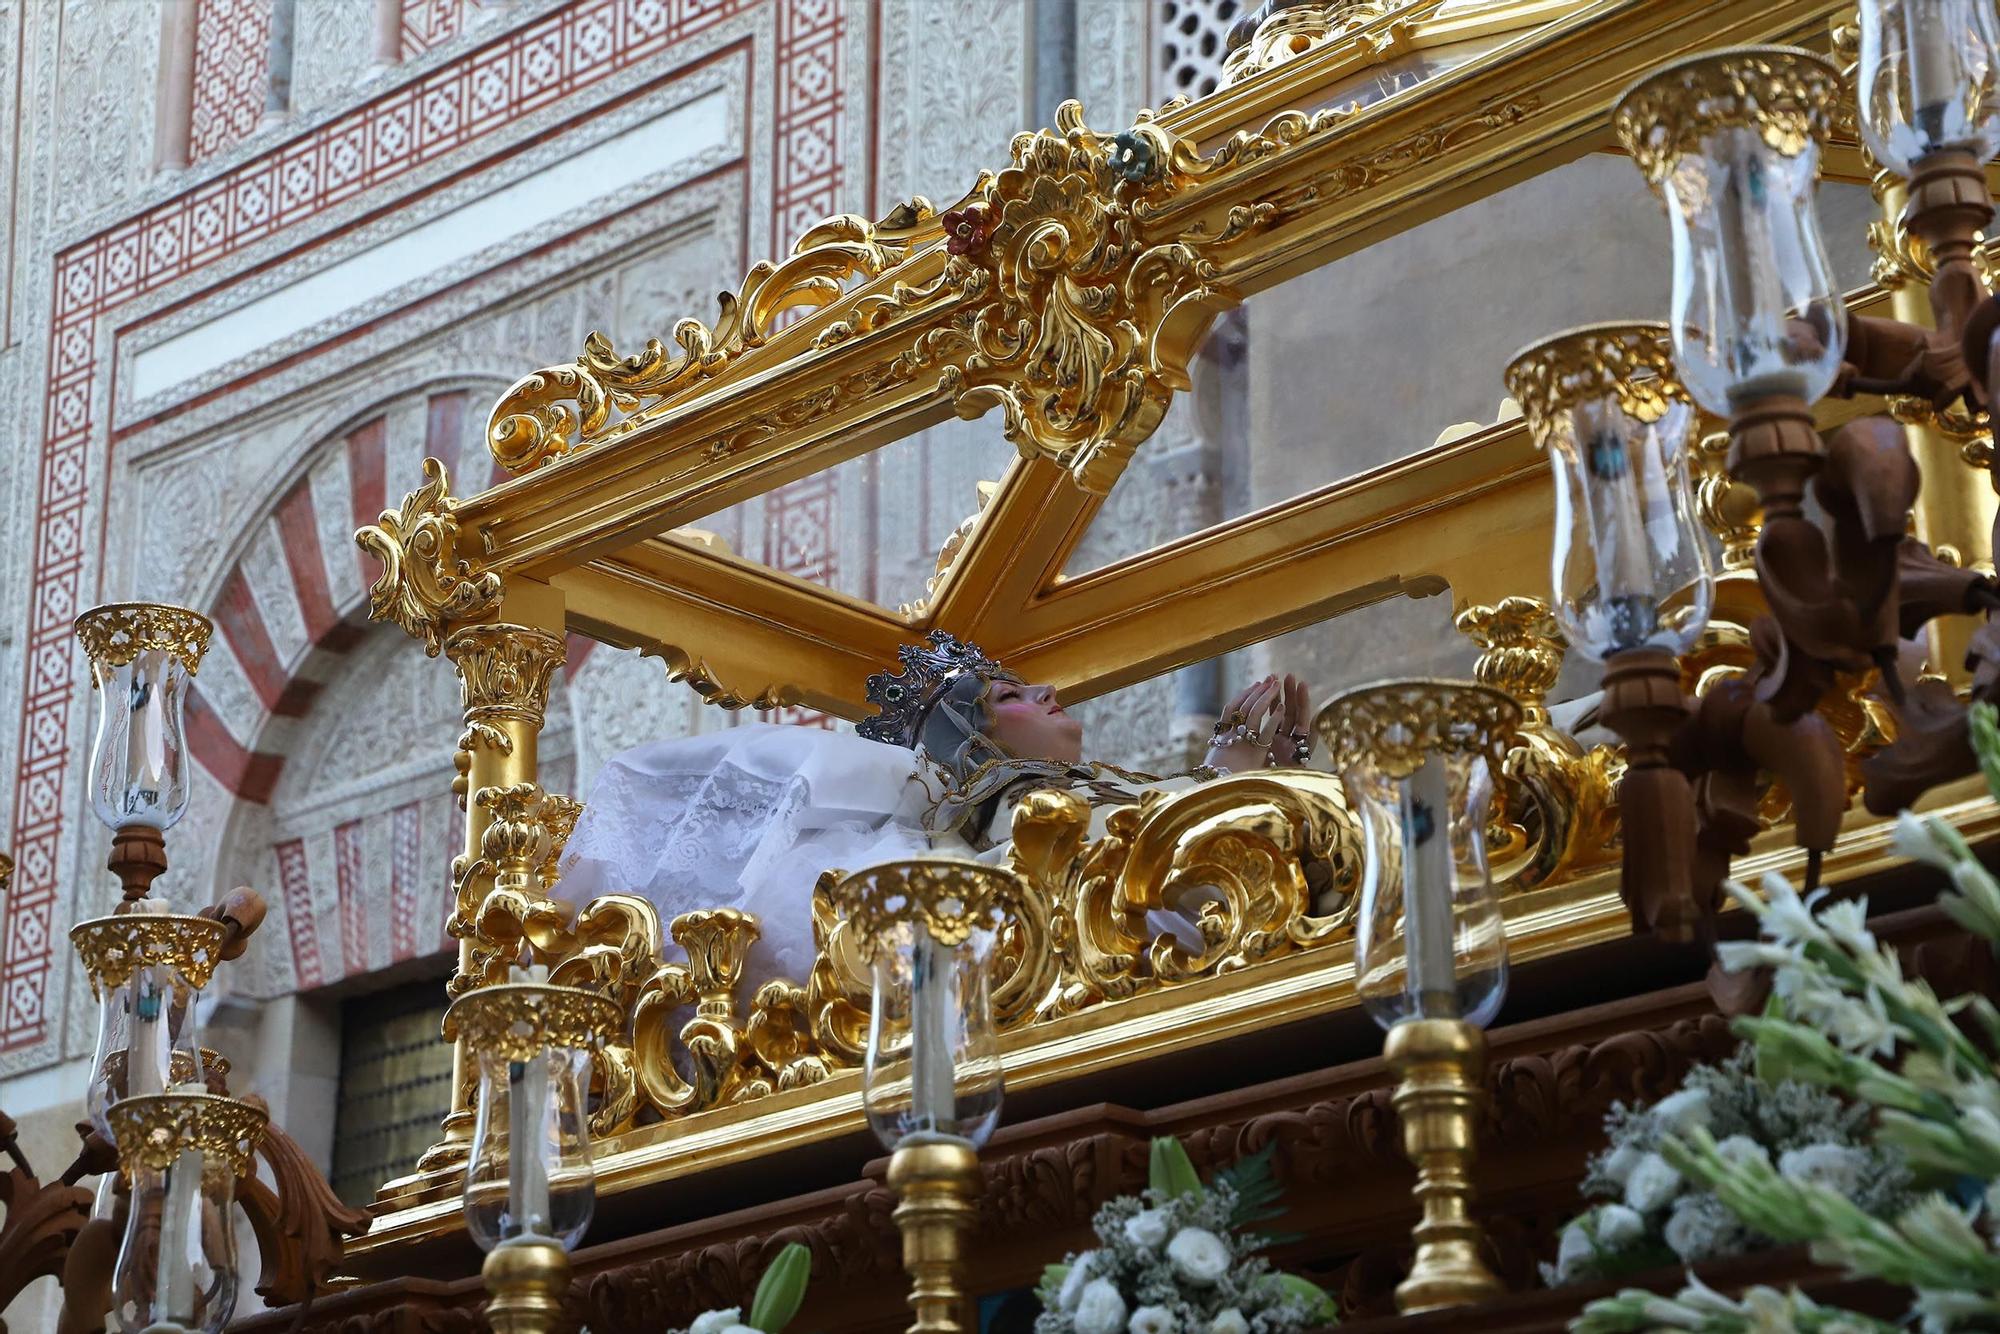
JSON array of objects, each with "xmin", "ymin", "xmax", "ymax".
[{"xmin": 857, "ymin": 631, "xmax": 1011, "ymax": 748}]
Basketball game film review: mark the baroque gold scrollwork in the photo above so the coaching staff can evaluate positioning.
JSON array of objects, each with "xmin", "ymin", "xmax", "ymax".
[
  {"xmin": 355, "ymin": 459, "xmax": 501, "ymax": 656},
  {"xmin": 521, "ymin": 772, "xmax": 1363, "ymax": 1132},
  {"xmin": 486, "ymin": 211, "xmax": 940, "ymax": 473},
  {"xmin": 930, "ymin": 101, "xmax": 1245, "ymax": 493},
  {"xmin": 1456, "ymin": 597, "xmax": 1622, "ymax": 891}
]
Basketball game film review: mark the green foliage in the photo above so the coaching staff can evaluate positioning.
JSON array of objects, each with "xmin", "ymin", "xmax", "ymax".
[
  {"xmin": 747, "ymin": 1243, "xmax": 811, "ymax": 1334},
  {"xmin": 1211, "ymin": 1142, "xmax": 1286, "ymax": 1233},
  {"xmin": 1148, "ymin": 1136, "xmax": 1204, "ymax": 1202},
  {"xmin": 1969, "ymin": 700, "xmax": 2000, "ymax": 805},
  {"xmin": 1571, "ymin": 810, "xmax": 2000, "ymax": 1332}
]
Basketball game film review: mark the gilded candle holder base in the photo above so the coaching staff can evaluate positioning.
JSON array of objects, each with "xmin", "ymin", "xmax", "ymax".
[
  {"xmin": 1385, "ymin": 1017, "xmax": 1504, "ymax": 1315},
  {"xmin": 887, "ymin": 1137, "xmax": 982, "ymax": 1334},
  {"xmin": 482, "ymin": 1234, "xmax": 571, "ymax": 1334}
]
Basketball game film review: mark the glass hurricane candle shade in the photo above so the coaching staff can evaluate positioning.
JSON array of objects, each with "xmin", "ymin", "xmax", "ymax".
[
  {"xmin": 1320, "ymin": 683, "xmax": 1521, "ymax": 1032},
  {"xmin": 85, "ymin": 962, "xmax": 208, "ymax": 1138},
  {"xmin": 75, "ymin": 604, "xmax": 213, "ymax": 835},
  {"xmin": 1505, "ymin": 324, "xmax": 1713, "ymax": 662},
  {"xmin": 464, "ymin": 1044, "xmax": 597, "ymax": 1251},
  {"xmin": 107, "ymin": 1093, "xmax": 265, "ymax": 1334},
  {"xmin": 1860, "ymin": 0, "xmax": 2000, "ymax": 174},
  {"xmin": 862, "ymin": 920, "xmax": 1003, "ymax": 1150},
  {"xmin": 831, "ymin": 859, "xmax": 1017, "ymax": 1152},
  {"xmin": 446, "ymin": 983, "xmax": 618, "ymax": 1254},
  {"xmin": 73, "ymin": 910, "xmax": 228, "ymax": 1140},
  {"xmin": 1615, "ymin": 48, "xmax": 1847, "ymax": 414}
]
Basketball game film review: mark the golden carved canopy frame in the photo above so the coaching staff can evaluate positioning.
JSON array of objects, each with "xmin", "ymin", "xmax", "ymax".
[{"xmin": 349, "ymin": 0, "xmax": 2000, "ymax": 1247}]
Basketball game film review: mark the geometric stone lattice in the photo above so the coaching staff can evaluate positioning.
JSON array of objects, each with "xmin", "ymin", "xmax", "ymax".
[
  {"xmin": 191, "ymin": 0, "xmax": 273, "ymax": 163},
  {"xmin": 1158, "ymin": 0, "xmax": 1241, "ymax": 100},
  {"xmin": 401, "ymin": 0, "xmax": 486, "ymax": 59}
]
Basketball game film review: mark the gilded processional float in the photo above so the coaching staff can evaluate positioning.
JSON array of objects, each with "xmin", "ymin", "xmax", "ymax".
[{"xmin": 15, "ymin": 0, "xmax": 2000, "ymax": 1331}]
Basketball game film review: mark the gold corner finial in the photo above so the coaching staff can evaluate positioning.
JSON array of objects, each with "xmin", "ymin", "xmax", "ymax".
[{"xmin": 355, "ymin": 458, "xmax": 501, "ymax": 656}]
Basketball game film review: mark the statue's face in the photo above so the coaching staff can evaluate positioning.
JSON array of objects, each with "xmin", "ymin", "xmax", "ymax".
[{"xmin": 984, "ymin": 679, "xmax": 1083, "ymax": 766}]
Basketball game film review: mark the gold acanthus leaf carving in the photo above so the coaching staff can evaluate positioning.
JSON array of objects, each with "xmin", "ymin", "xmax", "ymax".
[
  {"xmin": 486, "ymin": 208, "xmax": 940, "ymax": 474},
  {"xmin": 355, "ymin": 458, "xmax": 501, "ymax": 656},
  {"xmin": 931, "ymin": 100, "xmax": 1244, "ymax": 494}
]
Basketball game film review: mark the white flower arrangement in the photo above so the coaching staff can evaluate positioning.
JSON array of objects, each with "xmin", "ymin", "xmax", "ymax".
[
  {"xmin": 1035, "ymin": 1137, "xmax": 1337, "ymax": 1334},
  {"xmin": 668, "ymin": 1243, "xmax": 811, "ymax": 1334},
  {"xmin": 1544, "ymin": 1044, "xmax": 1910, "ymax": 1288},
  {"xmin": 1572, "ymin": 702, "xmax": 2000, "ymax": 1332}
]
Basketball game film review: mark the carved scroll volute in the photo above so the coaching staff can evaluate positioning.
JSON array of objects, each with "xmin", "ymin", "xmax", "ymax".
[
  {"xmin": 1457, "ymin": 597, "xmax": 1623, "ymax": 891},
  {"xmin": 354, "ymin": 458, "xmax": 501, "ymax": 655},
  {"xmin": 629, "ymin": 909, "xmax": 765, "ymax": 1116},
  {"xmin": 806, "ymin": 874, "xmax": 871, "ymax": 1064},
  {"xmin": 1061, "ymin": 772, "xmax": 1361, "ymax": 1003},
  {"xmin": 549, "ymin": 895, "xmax": 660, "ymax": 1138}
]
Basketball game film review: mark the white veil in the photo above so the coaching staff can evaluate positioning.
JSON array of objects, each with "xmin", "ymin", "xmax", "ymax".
[{"xmin": 553, "ymin": 724, "xmax": 944, "ymax": 993}]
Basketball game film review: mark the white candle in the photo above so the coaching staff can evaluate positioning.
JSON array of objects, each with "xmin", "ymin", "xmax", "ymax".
[
  {"xmin": 1905, "ymin": 1, "xmax": 1959, "ymax": 136},
  {"xmin": 908, "ymin": 932, "xmax": 958, "ymax": 1135},
  {"xmin": 507, "ymin": 964, "xmax": 552, "ymax": 1235},
  {"xmin": 131, "ymin": 969, "xmax": 166, "ymax": 1098},
  {"xmin": 155, "ymin": 1147, "xmax": 200, "ymax": 1319},
  {"xmin": 1400, "ymin": 753, "xmax": 1459, "ymax": 1016}
]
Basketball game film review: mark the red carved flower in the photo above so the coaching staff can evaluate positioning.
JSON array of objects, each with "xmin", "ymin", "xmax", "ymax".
[{"xmin": 942, "ymin": 204, "xmax": 994, "ymax": 257}]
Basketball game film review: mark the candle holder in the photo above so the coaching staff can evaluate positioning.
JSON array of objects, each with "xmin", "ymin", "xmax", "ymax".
[
  {"xmin": 830, "ymin": 857, "xmax": 1021, "ymax": 1334},
  {"xmin": 445, "ymin": 982, "xmax": 619, "ymax": 1334},
  {"xmin": 1318, "ymin": 681, "xmax": 1516, "ymax": 1314},
  {"xmin": 74, "ymin": 603, "xmax": 212, "ymax": 905},
  {"xmin": 1504, "ymin": 323, "xmax": 1851, "ymax": 940},
  {"xmin": 72, "ymin": 913, "xmax": 229, "ymax": 1138},
  {"xmin": 105, "ymin": 1091, "xmax": 266, "ymax": 1334}
]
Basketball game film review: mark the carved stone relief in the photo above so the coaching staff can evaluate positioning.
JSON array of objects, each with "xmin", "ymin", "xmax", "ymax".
[{"xmin": 289, "ymin": 0, "xmax": 382, "ymax": 116}]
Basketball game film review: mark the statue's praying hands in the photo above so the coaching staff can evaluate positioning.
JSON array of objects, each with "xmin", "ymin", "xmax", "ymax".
[{"xmin": 1204, "ymin": 673, "xmax": 1315, "ymax": 774}]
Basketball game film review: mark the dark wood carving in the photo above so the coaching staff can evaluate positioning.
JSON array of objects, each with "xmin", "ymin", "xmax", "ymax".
[
  {"xmin": 236, "ymin": 1102, "xmax": 375, "ymax": 1308},
  {"xmin": 0, "ymin": 1111, "xmax": 94, "ymax": 1332}
]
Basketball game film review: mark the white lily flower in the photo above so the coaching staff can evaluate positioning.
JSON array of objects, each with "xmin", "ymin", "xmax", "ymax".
[
  {"xmin": 1593, "ymin": 1203, "xmax": 1645, "ymax": 1248},
  {"xmin": 1623, "ymin": 1151, "xmax": 1683, "ymax": 1213},
  {"xmin": 689, "ymin": 1311, "xmax": 741, "ymax": 1334},
  {"xmin": 1165, "ymin": 1227, "xmax": 1231, "ymax": 1286},
  {"xmin": 1649, "ymin": 1088, "xmax": 1712, "ymax": 1134},
  {"xmin": 1058, "ymin": 1253, "xmax": 1097, "ymax": 1312},
  {"xmin": 1206, "ymin": 1311, "xmax": 1249, "ymax": 1334},
  {"xmin": 1122, "ymin": 1209, "xmax": 1170, "ymax": 1251},
  {"xmin": 1127, "ymin": 1305, "xmax": 1179, "ymax": 1334},
  {"xmin": 1075, "ymin": 1279, "xmax": 1128, "ymax": 1334}
]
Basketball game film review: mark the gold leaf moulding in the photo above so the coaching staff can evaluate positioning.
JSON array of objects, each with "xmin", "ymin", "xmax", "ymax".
[
  {"xmin": 107, "ymin": 1092, "xmax": 267, "ymax": 1178},
  {"xmin": 826, "ymin": 858, "xmax": 1026, "ymax": 958},
  {"xmin": 1315, "ymin": 679, "xmax": 1522, "ymax": 779},
  {"xmin": 1612, "ymin": 45, "xmax": 1843, "ymax": 191},
  {"xmin": 71, "ymin": 913, "xmax": 230, "ymax": 995},
  {"xmin": 73, "ymin": 602, "xmax": 214, "ymax": 680},
  {"xmin": 1502, "ymin": 322, "xmax": 1688, "ymax": 445},
  {"xmin": 443, "ymin": 982, "xmax": 623, "ymax": 1060}
]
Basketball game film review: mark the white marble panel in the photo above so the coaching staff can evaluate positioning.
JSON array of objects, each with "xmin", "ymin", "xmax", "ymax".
[
  {"xmin": 244, "ymin": 515, "xmax": 312, "ymax": 670},
  {"xmin": 307, "ymin": 442, "xmax": 366, "ymax": 615}
]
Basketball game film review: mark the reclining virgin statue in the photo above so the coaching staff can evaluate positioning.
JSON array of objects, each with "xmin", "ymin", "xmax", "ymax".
[{"xmin": 555, "ymin": 631, "xmax": 1313, "ymax": 991}]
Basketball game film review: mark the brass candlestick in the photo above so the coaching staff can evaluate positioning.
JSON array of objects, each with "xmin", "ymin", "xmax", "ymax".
[
  {"xmin": 887, "ymin": 1138, "xmax": 983, "ymax": 1334},
  {"xmin": 1385, "ymin": 1017, "xmax": 1502, "ymax": 1314},
  {"xmin": 482, "ymin": 1234, "xmax": 572, "ymax": 1334}
]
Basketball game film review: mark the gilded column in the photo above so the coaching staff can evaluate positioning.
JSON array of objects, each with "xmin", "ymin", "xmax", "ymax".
[
  {"xmin": 1876, "ymin": 168, "xmax": 1999, "ymax": 688},
  {"xmin": 420, "ymin": 623, "xmax": 565, "ymax": 1171}
]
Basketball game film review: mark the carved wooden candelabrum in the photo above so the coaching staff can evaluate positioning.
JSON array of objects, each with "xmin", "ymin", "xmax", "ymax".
[
  {"xmin": 1318, "ymin": 681, "xmax": 1517, "ymax": 1313},
  {"xmin": 446, "ymin": 979, "xmax": 620, "ymax": 1334},
  {"xmin": 831, "ymin": 857, "xmax": 1022, "ymax": 1334},
  {"xmin": 1532, "ymin": 34, "xmax": 2000, "ymax": 946},
  {"xmin": 1505, "ymin": 323, "xmax": 1853, "ymax": 943}
]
